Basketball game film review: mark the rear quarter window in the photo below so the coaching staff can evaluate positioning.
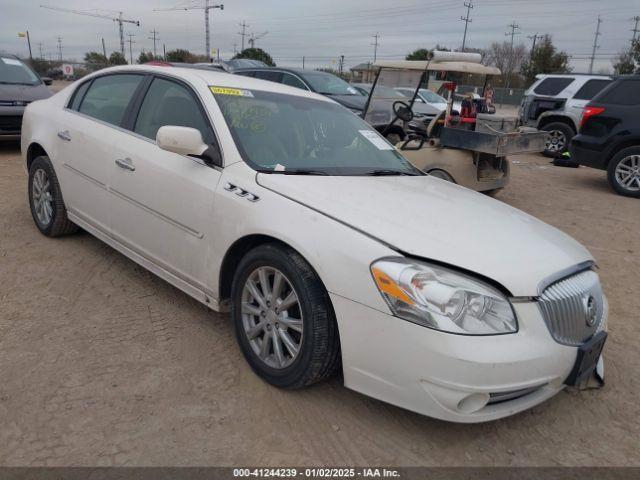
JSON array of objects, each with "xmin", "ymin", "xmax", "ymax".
[
  {"xmin": 533, "ymin": 77, "xmax": 574, "ymax": 96},
  {"xmin": 596, "ymin": 79, "xmax": 640, "ymax": 105},
  {"xmin": 573, "ymin": 79, "xmax": 612, "ymax": 100}
]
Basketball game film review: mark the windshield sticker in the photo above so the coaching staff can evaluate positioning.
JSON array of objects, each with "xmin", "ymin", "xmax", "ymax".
[
  {"xmin": 1, "ymin": 58, "xmax": 22, "ymax": 66},
  {"xmin": 359, "ymin": 130, "xmax": 394, "ymax": 150},
  {"xmin": 210, "ymin": 86, "xmax": 254, "ymax": 97}
]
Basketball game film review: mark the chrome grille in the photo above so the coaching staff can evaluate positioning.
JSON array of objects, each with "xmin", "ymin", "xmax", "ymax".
[{"xmin": 537, "ymin": 269, "xmax": 605, "ymax": 346}]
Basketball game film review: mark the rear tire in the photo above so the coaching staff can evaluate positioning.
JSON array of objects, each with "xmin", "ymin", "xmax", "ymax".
[
  {"xmin": 607, "ymin": 146, "xmax": 640, "ymax": 198},
  {"xmin": 28, "ymin": 155, "xmax": 78, "ymax": 237},
  {"xmin": 541, "ymin": 122, "xmax": 574, "ymax": 157},
  {"xmin": 231, "ymin": 243, "xmax": 341, "ymax": 389}
]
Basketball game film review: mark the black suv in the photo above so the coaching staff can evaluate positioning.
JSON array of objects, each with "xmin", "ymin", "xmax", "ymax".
[{"xmin": 571, "ymin": 75, "xmax": 640, "ymax": 198}]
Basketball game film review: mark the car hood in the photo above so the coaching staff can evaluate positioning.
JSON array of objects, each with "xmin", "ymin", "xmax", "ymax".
[
  {"xmin": 324, "ymin": 94, "xmax": 366, "ymax": 110},
  {"xmin": 256, "ymin": 174, "xmax": 593, "ymax": 296},
  {"xmin": 0, "ymin": 83, "xmax": 51, "ymax": 102}
]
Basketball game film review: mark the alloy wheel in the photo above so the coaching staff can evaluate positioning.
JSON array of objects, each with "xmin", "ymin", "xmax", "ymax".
[
  {"xmin": 615, "ymin": 155, "xmax": 640, "ymax": 192},
  {"xmin": 241, "ymin": 266, "xmax": 304, "ymax": 369},
  {"xmin": 545, "ymin": 130, "xmax": 566, "ymax": 153},
  {"xmin": 32, "ymin": 168, "xmax": 53, "ymax": 226}
]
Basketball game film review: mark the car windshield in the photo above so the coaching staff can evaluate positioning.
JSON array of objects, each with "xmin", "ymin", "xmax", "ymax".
[
  {"xmin": 213, "ymin": 89, "xmax": 420, "ymax": 176},
  {"xmin": 419, "ymin": 89, "xmax": 447, "ymax": 104},
  {"xmin": 301, "ymin": 72, "xmax": 360, "ymax": 96},
  {"xmin": 372, "ymin": 85, "xmax": 407, "ymax": 99},
  {"xmin": 0, "ymin": 57, "xmax": 40, "ymax": 85}
]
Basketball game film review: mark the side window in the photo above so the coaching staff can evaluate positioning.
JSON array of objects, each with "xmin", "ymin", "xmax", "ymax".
[
  {"xmin": 533, "ymin": 77, "xmax": 574, "ymax": 96},
  {"xmin": 254, "ymin": 71, "xmax": 283, "ymax": 83},
  {"xmin": 78, "ymin": 74, "xmax": 143, "ymax": 126},
  {"xmin": 69, "ymin": 81, "xmax": 91, "ymax": 110},
  {"xmin": 573, "ymin": 79, "xmax": 612, "ymax": 100},
  {"xmin": 281, "ymin": 73, "xmax": 308, "ymax": 90},
  {"xmin": 597, "ymin": 80, "xmax": 640, "ymax": 105},
  {"xmin": 235, "ymin": 70, "xmax": 255, "ymax": 78},
  {"xmin": 134, "ymin": 77, "xmax": 214, "ymax": 145}
]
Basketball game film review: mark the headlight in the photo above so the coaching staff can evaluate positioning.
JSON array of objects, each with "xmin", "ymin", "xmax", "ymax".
[{"xmin": 371, "ymin": 258, "xmax": 517, "ymax": 335}]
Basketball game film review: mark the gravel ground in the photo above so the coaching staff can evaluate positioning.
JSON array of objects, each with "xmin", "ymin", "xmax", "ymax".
[{"xmin": 0, "ymin": 140, "xmax": 638, "ymax": 467}]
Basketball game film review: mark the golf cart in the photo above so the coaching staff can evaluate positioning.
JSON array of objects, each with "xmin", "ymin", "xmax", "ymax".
[{"xmin": 362, "ymin": 52, "xmax": 546, "ymax": 193}]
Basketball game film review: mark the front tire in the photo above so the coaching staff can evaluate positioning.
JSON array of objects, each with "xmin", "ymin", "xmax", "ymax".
[
  {"xmin": 231, "ymin": 244, "xmax": 341, "ymax": 389},
  {"xmin": 542, "ymin": 122, "xmax": 574, "ymax": 157},
  {"xmin": 28, "ymin": 155, "xmax": 78, "ymax": 237},
  {"xmin": 607, "ymin": 147, "xmax": 640, "ymax": 198}
]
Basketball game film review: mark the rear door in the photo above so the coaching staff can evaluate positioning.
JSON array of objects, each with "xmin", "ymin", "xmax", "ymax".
[
  {"xmin": 108, "ymin": 75, "xmax": 223, "ymax": 292},
  {"xmin": 58, "ymin": 73, "xmax": 145, "ymax": 232}
]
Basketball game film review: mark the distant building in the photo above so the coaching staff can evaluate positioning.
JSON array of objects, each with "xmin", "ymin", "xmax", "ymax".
[{"xmin": 350, "ymin": 62, "xmax": 377, "ymax": 83}]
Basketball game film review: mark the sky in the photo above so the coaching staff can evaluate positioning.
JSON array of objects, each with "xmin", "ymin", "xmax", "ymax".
[{"xmin": 1, "ymin": 0, "xmax": 638, "ymax": 73}]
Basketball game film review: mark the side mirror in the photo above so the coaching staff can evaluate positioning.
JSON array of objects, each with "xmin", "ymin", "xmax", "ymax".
[
  {"xmin": 42, "ymin": 77, "xmax": 53, "ymax": 86},
  {"xmin": 157, "ymin": 125, "xmax": 207, "ymax": 156},
  {"xmin": 156, "ymin": 126, "xmax": 222, "ymax": 168}
]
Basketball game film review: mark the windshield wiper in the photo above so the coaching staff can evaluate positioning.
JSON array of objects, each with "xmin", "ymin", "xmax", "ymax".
[
  {"xmin": 261, "ymin": 169, "xmax": 329, "ymax": 176},
  {"xmin": 364, "ymin": 169, "xmax": 419, "ymax": 176}
]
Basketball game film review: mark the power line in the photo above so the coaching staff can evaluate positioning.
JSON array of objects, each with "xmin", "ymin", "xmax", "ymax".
[
  {"xmin": 56, "ymin": 36, "xmax": 63, "ymax": 61},
  {"xmin": 460, "ymin": 1, "xmax": 473, "ymax": 51},
  {"xmin": 588, "ymin": 15, "xmax": 602, "ymax": 74},
  {"xmin": 504, "ymin": 22, "xmax": 520, "ymax": 90},
  {"xmin": 632, "ymin": 15, "xmax": 640, "ymax": 43},
  {"xmin": 238, "ymin": 21, "xmax": 249, "ymax": 51},
  {"xmin": 148, "ymin": 29, "xmax": 160, "ymax": 58},
  {"xmin": 371, "ymin": 32, "xmax": 380, "ymax": 62},
  {"xmin": 527, "ymin": 33, "xmax": 540, "ymax": 61},
  {"xmin": 127, "ymin": 33, "xmax": 136, "ymax": 64}
]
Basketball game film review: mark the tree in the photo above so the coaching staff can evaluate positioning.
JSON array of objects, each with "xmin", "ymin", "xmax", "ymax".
[
  {"xmin": 84, "ymin": 51, "xmax": 108, "ymax": 71},
  {"xmin": 108, "ymin": 51, "xmax": 127, "ymax": 65},
  {"xmin": 405, "ymin": 48, "xmax": 430, "ymax": 61},
  {"xmin": 232, "ymin": 48, "xmax": 275, "ymax": 66},
  {"xmin": 405, "ymin": 45, "xmax": 451, "ymax": 61},
  {"xmin": 165, "ymin": 48, "xmax": 207, "ymax": 63},
  {"xmin": 613, "ymin": 50, "xmax": 635, "ymax": 75},
  {"xmin": 485, "ymin": 41, "xmax": 527, "ymax": 87},
  {"xmin": 520, "ymin": 35, "xmax": 570, "ymax": 85},
  {"xmin": 138, "ymin": 50, "xmax": 161, "ymax": 64}
]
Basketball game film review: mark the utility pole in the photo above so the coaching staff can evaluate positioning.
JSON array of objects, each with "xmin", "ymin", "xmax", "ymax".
[
  {"xmin": 631, "ymin": 15, "xmax": 640, "ymax": 43},
  {"xmin": 37, "ymin": 42, "xmax": 44, "ymax": 60},
  {"xmin": 589, "ymin": 15, "xmax": 602, "ymax": 74},
  {"xmin": 238, "ymin": 21, "xmax": 249, "ymax": 51},
  {"xmin": 371, "ymin": 33, "xmax": 380, "ymax": 62},
  {"xmin": 504, "ymin": 22, "xmax": 520, "ymax": 90},
  {"xmin": 163, "ymin": 43, "xmax": 166, "ymax": 60},
  {"xmin": 338, "ymin": 55, "xmax": 345, "ymax": 75},
  {"xmin": 460, "ymin": 1, "xmax": 473, "ymax": 52},
  {"xmin": 25, "ymin": 31, "xmax": 33, "ymax": 60},
  {"xmin": 127, "ymin": 33, "xmax": 136, "ymax": 64},
  {"xmin": 527, "ymin": 33, "xmax": 539, "ymax": 61},
  {"xmin": 233, "ymin": 42, "xmax": 237, "ymax": 54},
  {"xmin": 56, "ymin": 36, "xmax": 63, "ymax": 61},
  {"xmin": 148, "ymin": 29, "xmax": 160, "ymax": 58},
  {"xmin": 302, "ymin": 56, "xmax": 305, "ymax": 69},
  {"xmin": 154, "ymin": 2, "xmax": 223, "ymax": 59}
]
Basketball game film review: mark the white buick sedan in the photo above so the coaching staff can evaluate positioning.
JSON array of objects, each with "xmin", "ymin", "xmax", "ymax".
[{"xmin": 21, "ymin": 65, "xmax": 607, "ymax": 422}]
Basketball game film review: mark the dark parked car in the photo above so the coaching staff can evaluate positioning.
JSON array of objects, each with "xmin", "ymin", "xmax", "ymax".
[
  {"xmin": 571, "ymin": 75, "xmax": 640, "ymax": 198},
  {"xmin": 0, "ymin": 54, "xmax": 52, "ymax": 139}
]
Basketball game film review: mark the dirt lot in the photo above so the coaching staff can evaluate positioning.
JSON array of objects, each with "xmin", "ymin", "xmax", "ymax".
[{"xmin": 0, "ymin": 141, "xmax": 639, "ymax": 467}]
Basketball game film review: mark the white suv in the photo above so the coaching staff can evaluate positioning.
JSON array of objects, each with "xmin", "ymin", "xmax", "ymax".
[{"xmin": 520, "ymin": 74, "xmax": 612, "ymax": 156}]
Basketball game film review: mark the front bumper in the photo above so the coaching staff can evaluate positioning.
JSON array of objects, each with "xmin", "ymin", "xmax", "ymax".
[
  {"xmin": 331, "ymin": 294, "xmax": 605, "ymax": 423},
  {"xmin": 0, "ymin": 106, "xmax": 25, "ymax": 136}
]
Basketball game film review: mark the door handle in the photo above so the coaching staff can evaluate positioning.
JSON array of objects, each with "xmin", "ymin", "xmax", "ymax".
[
  {"xmin": 57, "ymin": 130, "xmax": 71, "ymax": 142},
  {"xmin": 115, "ymin": 158, "xmax": 135, "ymax": 171}
]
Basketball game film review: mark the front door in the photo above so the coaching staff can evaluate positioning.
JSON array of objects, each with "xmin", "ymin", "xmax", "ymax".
[{"xmin": 109, "ymin": 76, "xmax": 222, "ymax": 291}]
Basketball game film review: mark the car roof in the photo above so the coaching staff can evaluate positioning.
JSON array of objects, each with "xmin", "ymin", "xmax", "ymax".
[
  {"xmin": 78, "ymin": 65, "xmax": 336, "ymax": 104},
  {"xmin": 0, "ymin": 52, "xmax": 19, "ymax": 59},
  {"xmin": 233, "ymin": 66, "xmax": 338, "ymax": 77}
]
